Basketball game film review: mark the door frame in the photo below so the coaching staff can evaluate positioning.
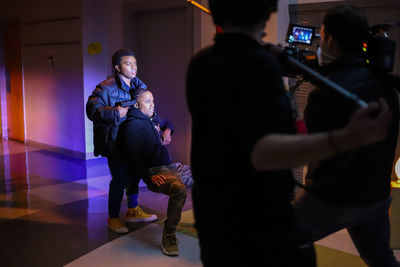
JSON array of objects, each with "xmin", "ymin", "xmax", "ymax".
[
  {"xmin": 0, "ymin": 25, "xmax": 8, "ymax": 140},
  {"xmin": 0, "ymin": 21, "xmax": 26, "ymax": 143},
  {"xmin": 122, "ymin": 0, "xmax": 195, "ymax": 164}
]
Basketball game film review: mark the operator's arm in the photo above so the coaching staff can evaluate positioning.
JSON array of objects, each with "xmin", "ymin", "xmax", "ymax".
[{"xmin": 251, "ymin": 99, "xmax": 392, "ymax": 170}]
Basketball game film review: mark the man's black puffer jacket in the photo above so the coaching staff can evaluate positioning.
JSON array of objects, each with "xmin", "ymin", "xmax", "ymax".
[{"xmin": 86, "ymin": 75, "xmax": 146, "ymax": 157}]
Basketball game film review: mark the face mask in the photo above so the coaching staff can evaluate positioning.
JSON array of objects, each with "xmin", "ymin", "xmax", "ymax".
[{"xmin": 317, "ymin": 46, "xmax": 336, "ymax": 66}]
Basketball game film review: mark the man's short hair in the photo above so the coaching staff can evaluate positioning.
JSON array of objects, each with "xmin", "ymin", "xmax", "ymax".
[
  {"xmin": 112, "ymin": 48, "xmax": 135, "ymax": 67},
  {"xmin": 134, "ymin": 88, "xmax": 150, "ymax": 100},
  {"xmin": 208, "ymin": 0, "xmax": 278, "ymax": 27},
  {"xmin": 323, "ymin": 5, "xmax": 369, "ymax": 55}
]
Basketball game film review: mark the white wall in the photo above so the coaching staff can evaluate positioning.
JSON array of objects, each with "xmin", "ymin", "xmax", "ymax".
[
  {"xmin": 1, "ymin": 0, "xmax": 86, "ymax": 157},
  {"xmin": 192, "ymin": 0, "xmax": 290, "ymax": 49},
  {"xmin": 1, "ymin": 0, "xmax": 116, "ymax": 159},
  {"xmin": 82, "ymin": 0, "xmax": 110, "ymax": 159},
  {"xmin": 263, "ymin": 0, "xmax": 290, "ymax": 45},
  {"xmin": 0, "ymin": 0, "xmax": 350, "ymax": 159},
  {"xmin": 196, "ymin": 0, "xmax": 214, "ymax": 50}
]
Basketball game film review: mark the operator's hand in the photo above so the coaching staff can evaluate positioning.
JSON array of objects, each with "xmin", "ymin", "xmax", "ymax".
[
  {"xmin": 151, "ymin": 174, "xmax": 167, "ymax": 187},
  {"xmin": 162, "ymin": 129, "xmax": 172, "ymax": 145},
  {"xmin": 117, "ymin": 105, "xmax": 129, "ymax": 118},
  {"xmin": 347, "ymin": 98, "xmax": 392, "ymax": 146}
]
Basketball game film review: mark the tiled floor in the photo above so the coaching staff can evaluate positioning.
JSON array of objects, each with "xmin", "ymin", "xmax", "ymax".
[
  {"xmin": 0, "ymin": 140, "xmax": 399, "ymax": 267},
  {"xmin": 0, "ymin": 140, "xmax": 199, "ymax": 267}
]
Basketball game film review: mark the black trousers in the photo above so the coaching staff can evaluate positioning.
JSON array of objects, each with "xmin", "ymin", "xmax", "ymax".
[{"xmin": 107, "ymin": 153, "xmax": 140, "ymax": 218}]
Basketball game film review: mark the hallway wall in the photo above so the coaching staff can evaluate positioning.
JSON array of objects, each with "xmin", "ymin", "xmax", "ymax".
[
  {"xmin": 82, "ymin": 0, "xmax": 109, "ymax": 159},
  {"xmin": 84, "ymin": 0, "xmax": 196, "ymax": 163},
  {"xmin": 1, "ymin": 0, "xmax": 384, "ymax": 161},
  {"xmin": 0, "ymin": 0, "xmax": 85, "ymax": 157}
]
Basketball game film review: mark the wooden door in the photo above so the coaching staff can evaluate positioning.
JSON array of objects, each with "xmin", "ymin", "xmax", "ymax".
[{"xmin": 3, "ymin": 23, "xmax": 25, "ymax": 142}]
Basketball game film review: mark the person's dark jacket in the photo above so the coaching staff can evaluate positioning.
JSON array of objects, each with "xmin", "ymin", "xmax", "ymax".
[
  {"xmin": 119, "ymin": 107, "xmax": 172, "ymax": 180},
  {"xmin": 304, "ymin": 56, "xmax": 399, "ymax": 206},
  {"xmin": 186, "ymin": 33, "xmax": 297, "ymax": 252},
  {"xmin": 86, "ymin": 75, "xmax": 146, "ymax": 157}
]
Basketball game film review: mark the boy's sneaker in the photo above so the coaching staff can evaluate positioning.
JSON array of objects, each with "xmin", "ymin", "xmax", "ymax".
[
  {"xmin": 107, "ymin": 218, "xmax": 128, "ymax": 234},
  {"xmin": 125, "ymin": 206, "xmax": 157, "ymax": 222},
  {"xmin": 160, "ymin": 229, "xmax": 179, "ymax": 256}
]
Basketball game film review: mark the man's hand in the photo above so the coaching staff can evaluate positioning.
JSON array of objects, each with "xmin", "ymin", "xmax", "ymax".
[
  {"xmin": 346, "ymin": 98, "xmax": 392, "ymax": 146},
  {"xmin": 117, "ymin": 106, "xmax": 129, "ymax": 118},
  {"xmin": 151, "ymin": 174, "xmax": 167, "ymax": 187},
  {"xmin": 162, "ymin": 129, "xmax": 172, "ymax": 145}
]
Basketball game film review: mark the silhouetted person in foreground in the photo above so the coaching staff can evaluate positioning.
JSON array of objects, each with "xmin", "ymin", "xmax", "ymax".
[{"xmin": 186, "ymin": 0, "xmax": 393, "ymax": 265}]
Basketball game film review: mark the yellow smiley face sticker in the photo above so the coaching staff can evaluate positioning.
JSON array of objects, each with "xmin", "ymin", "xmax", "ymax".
[{"xmin": 88, "ymin": 42, "xmax": 102, "ymax": 55}]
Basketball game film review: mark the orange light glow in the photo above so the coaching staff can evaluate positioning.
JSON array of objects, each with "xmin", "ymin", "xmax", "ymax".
[{"xmin": 186, "ymin": 0, "xmax": 211, "ymax": 14}]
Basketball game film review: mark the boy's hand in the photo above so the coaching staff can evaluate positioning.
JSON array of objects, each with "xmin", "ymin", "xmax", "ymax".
[{"xmin": 117, "ymin": 106, "xmax": 129, "ymax": 118}]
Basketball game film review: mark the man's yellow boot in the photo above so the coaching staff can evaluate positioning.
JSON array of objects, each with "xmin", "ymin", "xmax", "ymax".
[
  {"xmin": 107, "ymin": 218, "xmax": 128, "ymax": 234},
  {"xmin": 125, "ymin": 206, "xmax": 157, "ymax": 222}
]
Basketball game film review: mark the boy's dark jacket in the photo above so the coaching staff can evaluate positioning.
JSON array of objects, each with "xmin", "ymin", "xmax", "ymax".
[{"xmin": 86, "ymin": 75, "xmax": 146, "ymax": 157}]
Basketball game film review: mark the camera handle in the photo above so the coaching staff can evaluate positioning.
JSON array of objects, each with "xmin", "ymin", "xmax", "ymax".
[{"xmin": 265, "ymin": 43, "xmax": 368, "ymax": 108}]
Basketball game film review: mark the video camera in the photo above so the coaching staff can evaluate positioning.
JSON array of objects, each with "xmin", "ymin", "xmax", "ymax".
[
  {"xmin": 281, "ymin": 22, "xmax": 398, "ymax": 76},
  {"xmin": 362, "ymin": 23, "xmax": 397, "ymax": 73},
  {"xmin": 276, "ymin": 22, "xmax": 399, "ymax": 95}
]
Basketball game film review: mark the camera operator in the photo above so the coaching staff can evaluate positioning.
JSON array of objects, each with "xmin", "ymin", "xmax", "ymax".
[
  {"xmin": 293, "ymin": 5, "xmax": 400, "ymax": 266},
  {"xmin": 186, "ymin": 0, "xmax": 393, "ymax": 266}
]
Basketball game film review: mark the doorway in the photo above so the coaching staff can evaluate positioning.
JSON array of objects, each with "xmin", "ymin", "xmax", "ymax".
[
  {"xmin": 0, "ymin": 22, "xmax": 25, "ymax": 142},
  {"xmin": 127, "ymin": 6, "xmax": 193, "ymax": 164}
]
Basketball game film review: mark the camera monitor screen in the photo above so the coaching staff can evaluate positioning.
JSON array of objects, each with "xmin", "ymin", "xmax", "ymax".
[{"xmin": 286, "ymin": 24, "xmax": 315, "ymax": 45}]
